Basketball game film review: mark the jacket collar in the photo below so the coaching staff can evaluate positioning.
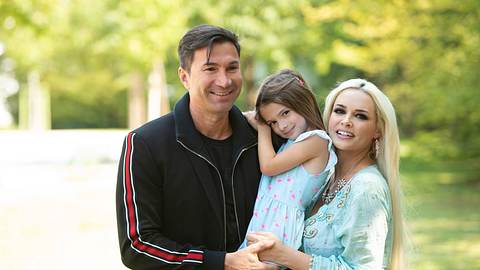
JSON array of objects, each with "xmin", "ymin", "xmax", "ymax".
[{"xmin": 174, "ymin": 93, "xmax": 257, "ymax": 158}]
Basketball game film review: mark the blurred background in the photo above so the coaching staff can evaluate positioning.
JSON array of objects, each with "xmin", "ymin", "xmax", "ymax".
[{"xmin": 0, "ymin": 0, "xmax": 478, "ymax": 269}]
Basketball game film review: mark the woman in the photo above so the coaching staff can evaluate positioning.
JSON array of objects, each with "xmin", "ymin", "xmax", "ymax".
[{"xmin": 249, "ymin": 79, "xmax": 406, "ymax": 269}]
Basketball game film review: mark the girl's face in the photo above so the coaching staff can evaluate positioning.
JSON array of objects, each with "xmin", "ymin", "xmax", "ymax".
[
  {"xmin": 328, "ymin": 89, "xmax": 380, "ymax": 155},
  {"xmin": 259, "ymin": 102, "xmax": 309, "ymax": 140}
]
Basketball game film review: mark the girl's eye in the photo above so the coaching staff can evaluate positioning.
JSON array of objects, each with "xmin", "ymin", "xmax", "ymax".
[
  {"xmin": 282, "ymin": 110, "xmax": 290, "ymax": 116},
  {"xmin": 269, "ymin": 121, "xmax": 277, "ymax": 126}
]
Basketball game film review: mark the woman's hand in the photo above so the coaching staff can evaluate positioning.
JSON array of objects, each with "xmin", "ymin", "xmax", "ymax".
[
  {"xmin": 248, "ymin": 232, "xmax": 312, "ymax": 270},
  {"xmin": 247, "ymin": 232, "xmax": 285, "ymax": 264}
]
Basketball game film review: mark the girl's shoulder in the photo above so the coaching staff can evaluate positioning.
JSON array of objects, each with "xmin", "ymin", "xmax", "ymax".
[{"xmin": 294, "ymin": 130, "xmax": 332, "ymax": 144}]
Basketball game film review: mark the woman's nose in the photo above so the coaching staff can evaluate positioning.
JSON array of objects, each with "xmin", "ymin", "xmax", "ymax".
[{"xmin": 340, "ymin": 116, "xmax": 352, "ymax": 126}]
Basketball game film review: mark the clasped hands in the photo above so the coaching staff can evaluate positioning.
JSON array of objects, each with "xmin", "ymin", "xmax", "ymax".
[{"xmin": 225, "ymin": 232, "xmax": 283, "ymax": 270}]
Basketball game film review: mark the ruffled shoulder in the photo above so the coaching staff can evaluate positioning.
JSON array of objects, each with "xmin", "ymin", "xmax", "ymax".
[
  {"xmin": 294, "ymin": 129, "xmax": 337, "ymax": 176},
  {"xmin": 294, "ymin": 129, "xmax": 330, "ymax": 144}
]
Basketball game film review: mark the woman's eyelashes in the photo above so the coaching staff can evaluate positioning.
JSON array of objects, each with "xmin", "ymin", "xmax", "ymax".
[
  {"xmin": 333, "ymin": 107, "xmax": 368, "ymax": 120},
  {"xmin": 333, "ymin": 108, "xmax": 345, "ymax": 114},
  {"xmin": 355, "ymin": 113, "xmax": 368, "ymax": 120}
]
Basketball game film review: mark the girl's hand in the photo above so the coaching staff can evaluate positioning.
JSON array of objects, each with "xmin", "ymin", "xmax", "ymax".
[
  {"xmin": 243, "ymin": 111, "xmax": 259, "ymax": 130},
  {"xmin": 247, "ymin": 232, "xmax": 284, "ymax": 264}
]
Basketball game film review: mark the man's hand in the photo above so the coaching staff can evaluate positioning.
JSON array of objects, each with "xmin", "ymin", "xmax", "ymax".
[{"xmin": 224, "ymin": 240, "xmax": 276, "ymax": 270}]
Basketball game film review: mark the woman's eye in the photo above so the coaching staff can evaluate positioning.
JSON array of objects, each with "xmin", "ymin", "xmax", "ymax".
[
  {"xmin": 356, "ymin": 114, "xmax": 368, "ymax": 120},
  {"xmin": 333, "ymin": 108, "xmax": 345, "ymax": 114}
]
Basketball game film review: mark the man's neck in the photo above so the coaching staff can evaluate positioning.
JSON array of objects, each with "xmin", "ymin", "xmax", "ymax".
[{"xmin": 190, "ymin": 105, "xmax": 232, "ymax": 140}]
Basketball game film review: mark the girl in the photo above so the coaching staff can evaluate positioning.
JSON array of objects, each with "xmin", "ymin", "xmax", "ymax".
[{"xmin": 240, "ymin": 69, "xmax": 337, "ymax": 250}]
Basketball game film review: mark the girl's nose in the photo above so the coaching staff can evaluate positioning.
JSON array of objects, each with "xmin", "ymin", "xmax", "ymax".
[{"xmin": 279, "ymin": 120, "xmax": 288, "ymax": 130}]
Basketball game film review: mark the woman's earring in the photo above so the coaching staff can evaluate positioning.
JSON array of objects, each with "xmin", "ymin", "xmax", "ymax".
[{"xmin": 374, "ymin": 138, "xmax": 380, "ymax": 159}]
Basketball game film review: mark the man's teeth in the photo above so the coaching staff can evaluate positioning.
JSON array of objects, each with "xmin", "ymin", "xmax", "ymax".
[
  {"xmin": 337, "ymin": 130, "xmax": 353, "ymax": 137},
  {"xmin": 212, "ymin": 91, "xmax": 232, "ymax": 96}
]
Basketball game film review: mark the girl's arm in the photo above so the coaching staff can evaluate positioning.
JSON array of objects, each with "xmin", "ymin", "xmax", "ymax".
[{"xmin": 257, "ymin": 124, "xmax": 328, "ymax": 176}]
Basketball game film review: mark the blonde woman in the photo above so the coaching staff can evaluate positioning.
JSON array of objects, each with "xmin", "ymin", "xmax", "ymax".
[{"xmin": 249, "ymin": 79, "xmax": 406, "ymax": 269}]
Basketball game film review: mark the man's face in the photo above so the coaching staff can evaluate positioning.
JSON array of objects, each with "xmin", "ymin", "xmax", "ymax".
[{"xmin": 178, "ymin": 42, "xmax": 242, "ymax": 116}]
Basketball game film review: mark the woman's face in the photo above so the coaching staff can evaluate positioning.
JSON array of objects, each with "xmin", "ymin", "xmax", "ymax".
[
  {"xmin": 328, "ymin": 89, "xmax": 380, "ymax": 155},
  {"xmin": 259, "ymin": 102, "xmax": 309, "ymax": 140}
]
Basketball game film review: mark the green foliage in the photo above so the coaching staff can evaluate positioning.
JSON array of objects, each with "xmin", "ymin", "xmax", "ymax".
[
  {"xmin": 401, "ymin": 158, "xmax": 480, "ymax": 269},
  {"xmin": 1, "ymin": 0, "xmax": 479, "ymax": 157}
]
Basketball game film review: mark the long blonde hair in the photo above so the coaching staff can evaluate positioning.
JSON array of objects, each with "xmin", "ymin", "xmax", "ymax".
[{"xmin": 323, "ymin": 79, "xmax": 406, "ymax": 270}]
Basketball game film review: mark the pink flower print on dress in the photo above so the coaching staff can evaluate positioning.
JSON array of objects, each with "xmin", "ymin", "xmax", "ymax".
[
  {"xmin": 291, "ymin": 193, "xmax": 296, "ymax": 200},
  {"xmin": 283, "ymin": 233, "xmax": 288, "ymax": 239},
  {"xmin": 287, "ymin": 177, "xmax": 293, "ymax": 184},
  {"xmin": 275, "ymin": 223, "xmax": 280, "ymax": 227},
  {"xmin": 273, "ymin": 206, "xmax": 278, "ymax": 212},
  {"xmin": 254, "ymin": 211, "xmax": 259, "ymax": 217},
  {"xmin": 273, "ymin": 194, "xmax": 278, "ymax": 199},
  {"xmin": 268, "ymin": 184, "xmax": 272, "ymax": 190},
  {"xmin": 264, "ymin": 207, "xmax": 270, "ymax": 213},
  {"xmin": 285, "ymin": 215, "xmax": 289, "ymax": 220},
  {"xmin": 261, "ymin": 224, "xmax": 266, "ymax": 229},
  {"xmin": 276, "ymin": 179, "xmax": 283, "ymax": 183}
]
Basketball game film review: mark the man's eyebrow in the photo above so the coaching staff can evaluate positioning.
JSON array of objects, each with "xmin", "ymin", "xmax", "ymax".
[{"xmin": 204, "ymin": 60, "xmax": 240, "ymax": 66}]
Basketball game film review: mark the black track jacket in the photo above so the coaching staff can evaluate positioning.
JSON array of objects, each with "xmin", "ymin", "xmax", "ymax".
[{"xmin": 116, "ymin": 93, "xmax": 261, "ymax": 270}]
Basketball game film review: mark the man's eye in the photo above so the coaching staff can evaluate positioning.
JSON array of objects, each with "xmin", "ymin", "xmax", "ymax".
[{"xmin": 228, "ymin": 66, "xmax": 239, "ymax": 72}]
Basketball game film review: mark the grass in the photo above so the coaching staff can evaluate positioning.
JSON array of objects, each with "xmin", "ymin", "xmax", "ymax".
[{"xmin": 401, "ymin": 158, "xmax": 480, "ymax": 269}]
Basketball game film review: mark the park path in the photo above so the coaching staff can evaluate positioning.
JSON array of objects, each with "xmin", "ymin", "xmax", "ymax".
[{"xmin": 0, "ymin": 130, "xmax": 129, "ymax": 270}]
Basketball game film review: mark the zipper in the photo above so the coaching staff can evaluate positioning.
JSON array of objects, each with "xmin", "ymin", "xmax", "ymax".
[
  {"xmin": 177, "ymin": 139, "xmax": 227, "ymax": 250},
  {"xmin": 231, "ymin": 142, "xmax": 258, "ymax": 243}
]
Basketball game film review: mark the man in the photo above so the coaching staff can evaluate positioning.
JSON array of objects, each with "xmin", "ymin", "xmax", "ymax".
[{"xmin": 116, "ymin": 24, "xmax": 272, "ymax": 270}]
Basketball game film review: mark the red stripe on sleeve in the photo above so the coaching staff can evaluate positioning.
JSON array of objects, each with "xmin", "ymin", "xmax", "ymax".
[{"xmin": 123, "ymin": 132, "xmax": 204, "ymax": 264}]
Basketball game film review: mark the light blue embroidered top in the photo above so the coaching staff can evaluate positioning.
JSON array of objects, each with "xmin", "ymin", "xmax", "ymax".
[
  {"xmin": 239, "ymin": 130, "xmax": 337, "ymax": 250},
  {"xmin": 303, "ymin": 165, "xmax": 393, "ymax": 269}
]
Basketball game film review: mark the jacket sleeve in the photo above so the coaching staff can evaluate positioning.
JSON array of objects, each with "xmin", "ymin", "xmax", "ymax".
[{"xmin": 116, "ymin": 132, "xmax": 225, "ymax": 270}]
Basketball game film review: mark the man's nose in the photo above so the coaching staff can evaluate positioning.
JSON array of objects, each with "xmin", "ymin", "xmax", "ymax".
[{"xmin": 215, "ymin": 71, "xmax": 232, "ymax": 88}]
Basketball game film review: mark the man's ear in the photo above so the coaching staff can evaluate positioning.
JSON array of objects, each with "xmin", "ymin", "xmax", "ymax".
[{"xmin": 178, "ymin": 67, "xmax": 190, "ymax": 90}]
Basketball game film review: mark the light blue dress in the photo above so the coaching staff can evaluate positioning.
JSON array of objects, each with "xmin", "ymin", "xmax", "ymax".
[
  {"xmin": 303, "ymin": 165, "xmax": 393, "ymax": 269},
  {"xmin": 239, "ymin": 130, "xmax": 337, "ymax": 249}
]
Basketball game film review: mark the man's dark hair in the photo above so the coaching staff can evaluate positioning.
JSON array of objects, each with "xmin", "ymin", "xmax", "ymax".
[{"xmin": 178, "ymin": 24, "xmax": 240, "ymax": 72}]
